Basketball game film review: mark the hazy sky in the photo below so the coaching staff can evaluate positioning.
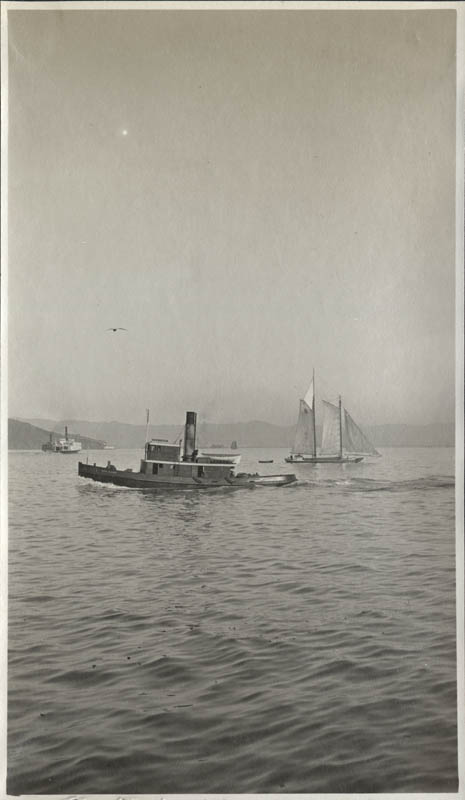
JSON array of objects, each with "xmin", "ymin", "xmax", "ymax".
[{"xmin": 8, "ymin": 7, "xmax": 457, "ymax": 425}]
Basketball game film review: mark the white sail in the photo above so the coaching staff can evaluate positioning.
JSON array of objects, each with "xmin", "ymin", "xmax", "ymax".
[
  {"xmin": 291, "ymin": 399, "xmax": 315, "ymax": 455},
  {"xmin": 321, "ymin": 400, "xmax": 341, "ymax": 455},
  {"xmin": 303, "ymin": 379, "xmax": 314, "ymax": 410},
  {"xmin": 343, "ymin": 409, "xmax": 380, "ymax": 456}
]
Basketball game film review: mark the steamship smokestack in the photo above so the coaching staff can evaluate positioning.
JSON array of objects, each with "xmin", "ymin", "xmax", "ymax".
[
  {"xmin": 65, "ymin": 426, "xmax": 68, "ymax": 441},
  {"xmin": 183, "ymin": 411, "xmax": 197, "ymax": 461}
]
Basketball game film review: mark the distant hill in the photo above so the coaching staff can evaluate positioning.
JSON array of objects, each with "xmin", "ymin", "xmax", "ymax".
[
  {"xmin": 364, "ymin": 423, "xmax": 455, "ymax": 448},
  {"xmin": 14, "ymin": 417, "xmax": 455, "ymax": 450},
  {"xmin": 8, "ymin": 419, "xmax": 106, "ymax": 450},
  {"xmin": 17, "ymin": 418, "xmax": 294, "ymax": 449}
]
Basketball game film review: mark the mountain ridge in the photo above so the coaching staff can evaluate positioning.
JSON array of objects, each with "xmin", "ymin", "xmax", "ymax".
[
  {"xmin": 9, "ymin": 417, "xmax": 455, "ymax": 450},
  {"xmin": 8, "ymin": 419, "xmax": 107, "ymax": 451}
]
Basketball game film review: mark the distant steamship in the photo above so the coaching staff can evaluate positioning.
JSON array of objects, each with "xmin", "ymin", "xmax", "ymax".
[{"xmin": 42, "ymin": 427, "xmax": 82, "ymax": 454}]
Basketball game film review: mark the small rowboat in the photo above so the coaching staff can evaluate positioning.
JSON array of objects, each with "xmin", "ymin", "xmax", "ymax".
[
  {"xmin": 248, "ymin": 473, "xmax": 295, "ymax": 487},
  {"xmin": 258, "ymin": 459, "xmax": 274, "ymax": 464}
]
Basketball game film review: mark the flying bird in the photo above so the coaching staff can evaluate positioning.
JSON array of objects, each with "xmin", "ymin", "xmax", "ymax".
[{"xmin": 106, "ymin": 327, "xmax": 128, "ymax": 332}]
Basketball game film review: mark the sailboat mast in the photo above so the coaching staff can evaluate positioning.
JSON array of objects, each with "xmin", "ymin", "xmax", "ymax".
[
  {"xmin": 144, "ymin": 409, "xmax": 150, "ymax": 458},
  {"xmin": 338, "ymin": 395, "xmax": 343, "ymax": 458},
  {"xmin": 312, "ymin": 368, "xmax": 317, "ymax": 457}
]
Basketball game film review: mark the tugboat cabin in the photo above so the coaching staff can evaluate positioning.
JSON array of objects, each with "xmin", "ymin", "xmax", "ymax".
[{"xmin": 140, "ymin": 412, "xmax": 235, "ymax": 483}]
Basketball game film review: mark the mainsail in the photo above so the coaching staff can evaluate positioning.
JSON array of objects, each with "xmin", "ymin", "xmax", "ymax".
[
  {"xmin": 343, "ymin": 409, "xmax": 380, "ymax": 456},
  {"xmin": 321, "ymin": 400, "xmax": 341, "ymax": 455},
  {"xmin": 291, "ymin": 399, "xmax": 316, "ymax": 455},
  {"xmin": 320, "ymin": 400, "xmax": 380, "ymax": 456}
]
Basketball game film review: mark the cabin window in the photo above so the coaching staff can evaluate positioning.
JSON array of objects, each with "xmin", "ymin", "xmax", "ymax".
[
  {"xmin": 152, "ymin": 464, "xmax": 158, "ymax": 475},
  {"xmin": 198, "ymin": 466, "xmax": 205, "ymax": 477}
]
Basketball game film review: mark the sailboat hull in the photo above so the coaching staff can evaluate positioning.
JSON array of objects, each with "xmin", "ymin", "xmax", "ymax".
[{"xmin": 285, "ymin": 455, "xmax": 363, "ymax": 464}]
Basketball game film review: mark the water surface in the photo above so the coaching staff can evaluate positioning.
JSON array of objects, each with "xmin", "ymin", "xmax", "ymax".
[{"xmin": 8, "ymin": 446, "xmax": 457, "ymax": 793}]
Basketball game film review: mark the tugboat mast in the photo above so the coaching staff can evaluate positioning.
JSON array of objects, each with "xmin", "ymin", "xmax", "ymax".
[{"xmin": 338, "ymin": 395, "xmax": 343, "ymax": 459}]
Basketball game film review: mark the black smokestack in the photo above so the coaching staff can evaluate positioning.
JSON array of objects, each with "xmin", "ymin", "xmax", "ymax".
[{"xmin": 183, "ymin": 411, "xmax": 197, "ymax": 461}]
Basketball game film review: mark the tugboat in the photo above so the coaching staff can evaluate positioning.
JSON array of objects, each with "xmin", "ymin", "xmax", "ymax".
[
  {"xmin": 78, "ymin": 412, "xmax": 296, "ymax": 489},
  {"xmin": 42, "ymin": 433, "xmax": 58, "ymax": 452}
]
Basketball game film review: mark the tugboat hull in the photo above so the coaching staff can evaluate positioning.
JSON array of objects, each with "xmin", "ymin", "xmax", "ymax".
[{"xmin": 78, "ymin": 462, "xmax": 296, "ymax": 489}]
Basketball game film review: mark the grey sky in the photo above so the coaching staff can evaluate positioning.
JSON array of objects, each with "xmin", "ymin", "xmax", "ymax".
[{"xmin": 8, "ymin": 8, "xmax": 456, "ymax": 426}]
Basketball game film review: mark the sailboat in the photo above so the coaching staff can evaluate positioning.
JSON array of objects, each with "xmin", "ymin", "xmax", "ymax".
[{"xmin": 285, "ymin": 372, "xmax": 380, "ymax": 464}]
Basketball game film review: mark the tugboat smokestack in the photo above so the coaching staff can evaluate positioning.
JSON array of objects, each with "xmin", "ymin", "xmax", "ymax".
[{"xmin": 183, "ymin": 411, "xmax": 197, "ymax": 461}]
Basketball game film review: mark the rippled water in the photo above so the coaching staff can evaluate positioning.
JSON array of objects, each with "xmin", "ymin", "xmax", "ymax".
[{"xmin": 8, "ymin": 447, "xmax": 457, "ymax": 793}]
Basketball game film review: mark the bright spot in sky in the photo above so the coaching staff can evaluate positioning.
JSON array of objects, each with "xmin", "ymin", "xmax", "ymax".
[{"xmin": 121, "ymin": 129, "xmax": 128, "ymax": 136}]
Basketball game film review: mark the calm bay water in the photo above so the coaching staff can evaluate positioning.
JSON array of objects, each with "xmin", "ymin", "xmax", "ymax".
[{"xmin": 8, "ymin": 446, "xmax": 457, "ymax": 793}]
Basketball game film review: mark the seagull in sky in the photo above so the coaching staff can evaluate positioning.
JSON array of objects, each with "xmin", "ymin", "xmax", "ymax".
[{"xmin": 106, "ymin": 327, "xmax": 128, "ymax": 332}]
